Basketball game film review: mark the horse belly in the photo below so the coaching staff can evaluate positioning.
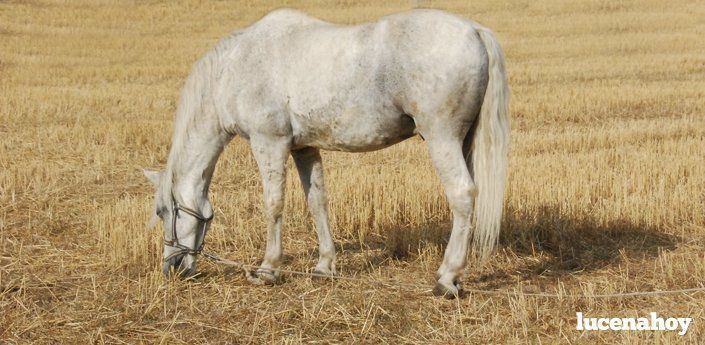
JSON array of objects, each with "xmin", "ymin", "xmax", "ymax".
[{"xmin": 291, "ymin": 110, "xmax": 416, "ymax": 152}]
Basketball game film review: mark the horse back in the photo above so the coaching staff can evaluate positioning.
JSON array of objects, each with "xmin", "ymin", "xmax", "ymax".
[{"xmin": 214, "ymin": 9, "xmax": 488, "ymax": 151}]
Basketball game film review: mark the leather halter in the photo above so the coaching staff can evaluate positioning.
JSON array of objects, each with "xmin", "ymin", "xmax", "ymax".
[{"xmin": 163, "ymin": 197, "xmax": 213, "ymax": 262}]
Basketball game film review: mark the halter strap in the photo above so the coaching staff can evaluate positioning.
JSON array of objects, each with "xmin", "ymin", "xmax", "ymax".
[
  {"xmin": 174, "ymin": 202, "xmax": 213, "ymax": 222},
  {"xmin": 162, "ymin": 197, "xmax": 213, "ymax": 262}
]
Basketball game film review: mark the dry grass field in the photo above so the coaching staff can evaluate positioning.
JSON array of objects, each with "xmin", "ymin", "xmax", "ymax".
[{"xmin": 2, "ymin": 0, "xmax": 705, "ymax": 343}]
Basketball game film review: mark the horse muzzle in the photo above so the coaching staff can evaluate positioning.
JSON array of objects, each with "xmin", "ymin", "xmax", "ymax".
[{"xmin": 162, "ymin": 253, "xmax": 197, "ymax": 278}]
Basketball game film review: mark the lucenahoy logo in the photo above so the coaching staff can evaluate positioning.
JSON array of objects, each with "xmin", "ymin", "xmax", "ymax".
[{"xmin": 576, "ymin": 312, "xmax": 692, "ymax": 335}]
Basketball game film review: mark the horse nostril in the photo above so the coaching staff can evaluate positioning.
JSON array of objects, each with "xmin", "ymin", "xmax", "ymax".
[
  {"xmin": 173, "ymin": 256, "xmax": 184, "ymax": 268},
  {"xmin": 162, "ymin": 255, "xmax": 184, "ymax": 277}
]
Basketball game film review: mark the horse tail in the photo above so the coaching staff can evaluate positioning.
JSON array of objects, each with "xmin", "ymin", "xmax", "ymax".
[{"xmin": 467, "ymin": 26, "xmax": 511, "ymax": 262}]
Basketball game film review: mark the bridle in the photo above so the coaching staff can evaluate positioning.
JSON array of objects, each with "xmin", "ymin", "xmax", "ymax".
[{"xmin": 162, "ymin": 196, "xmax": 214, "ymax": 262}]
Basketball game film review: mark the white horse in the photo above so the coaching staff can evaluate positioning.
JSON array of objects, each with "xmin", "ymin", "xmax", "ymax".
[{"xmin": 144, "ymin": 8, "xmax": 509, "ymax": 298}]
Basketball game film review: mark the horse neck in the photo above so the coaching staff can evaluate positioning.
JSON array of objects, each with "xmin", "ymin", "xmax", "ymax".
[{"xmin": 164, "ymin": 109, "xmax": 230, "ymax": 212}]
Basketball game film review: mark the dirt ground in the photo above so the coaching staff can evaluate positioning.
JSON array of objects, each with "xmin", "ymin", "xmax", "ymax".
[{"xmin": 1, "ymin": 0, "xmax": 704, "ymax": 343}]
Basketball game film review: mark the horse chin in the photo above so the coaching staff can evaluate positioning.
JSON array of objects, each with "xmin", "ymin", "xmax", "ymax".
[{"xmin": 162, "ymin": 255, "xmax": 197, "ymax": 278}]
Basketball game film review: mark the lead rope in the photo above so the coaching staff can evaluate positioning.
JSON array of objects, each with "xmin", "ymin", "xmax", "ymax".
[
  {"xmin": 199, "ymin": 251, "xmax": 705, "ymax": 298},
  {"xmin": 162, "ymin": 202, "xmax": 705, "ymax": 298}
]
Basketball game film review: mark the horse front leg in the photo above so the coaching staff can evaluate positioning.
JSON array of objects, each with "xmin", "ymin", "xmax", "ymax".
[
  {"xmin": 292, "ymin": 148, "xmax": 336, "ymax": 276},
  {"xmin": 250, "ymin": 136, "xmax": 290, "ymax": 284}
]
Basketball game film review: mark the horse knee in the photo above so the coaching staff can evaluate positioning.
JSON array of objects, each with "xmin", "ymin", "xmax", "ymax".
[
  {"xmin": 306, "ymin": 186, "xmax": 327, "ymax": 208},
  {"xmin": 447, "ymin": 180, "xmax": 476, "ymax": 213},
  {"xmin": 265, "ymin": 191, "xmax": 284, "ymax": 219}
]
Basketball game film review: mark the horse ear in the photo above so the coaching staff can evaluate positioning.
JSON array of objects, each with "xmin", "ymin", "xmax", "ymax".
[
  {"xmin": 143, "ymin": 169, "xmax": 162, "ymax": 187},
  {"xmin": 147, "ymin": 213, "xmax": 160, "ymax": 229}
]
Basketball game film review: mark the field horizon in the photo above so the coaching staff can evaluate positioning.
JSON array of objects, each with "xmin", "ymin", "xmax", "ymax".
[{"xmin": 2, "ymin": 0, "xmax": 705, "ymax": 343}]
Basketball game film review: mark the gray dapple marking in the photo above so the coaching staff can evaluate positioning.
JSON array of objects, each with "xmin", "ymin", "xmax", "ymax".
[{"xmin": 144, "ymin": 8, "xmax": 510, "ymax": 298}]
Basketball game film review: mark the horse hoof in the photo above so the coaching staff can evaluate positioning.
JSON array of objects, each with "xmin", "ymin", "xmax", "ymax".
[
  {"xmin": 247, "ymin": 276, "xmax": 266, "ymax": 286},
  {"xmin": 311, "ymin": 267, "xmax": 336, "ymax": 280},
  {"xmin": 252, "ymin": 268, "xmax": 281, "ymax": 285},
  {"xmin": 432, "ymin": 282, "xmax": 461, "ymax": 299}
]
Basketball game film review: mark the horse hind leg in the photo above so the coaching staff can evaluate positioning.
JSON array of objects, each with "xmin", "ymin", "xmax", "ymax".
[
  {"xmin": 425, "ymin": 135, "xmax": 477, "ymax": 298},
  {"xmin": 250, "ymin": 136, "xmax": 290, "ymax": 284},
  {"xmin": 292, "ymin": 148, "xmax": 336, "ymax": 276}
]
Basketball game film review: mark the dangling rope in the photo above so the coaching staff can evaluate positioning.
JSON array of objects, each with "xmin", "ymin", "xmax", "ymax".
[{"xmin": 201, "ymin": 251, "xmax": 705, "ymax": 298}]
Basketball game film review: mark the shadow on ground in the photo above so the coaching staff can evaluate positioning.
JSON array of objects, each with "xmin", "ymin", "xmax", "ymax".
[
  {"xmin": 501, "ymin": 205, "xmax": 677, "ymax": 270},
  {"xmin": 332, "ymin": 204, "xmax": 679, "ymax": 285}
]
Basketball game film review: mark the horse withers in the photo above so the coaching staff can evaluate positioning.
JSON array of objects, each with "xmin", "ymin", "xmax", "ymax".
[{"xmin": 144, "ymin": 8, "xmax": 510, "ymax": 298}]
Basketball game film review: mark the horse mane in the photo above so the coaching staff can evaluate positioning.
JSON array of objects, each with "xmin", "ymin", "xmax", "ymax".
[{"xmin": 161, "ymin": 31, "xmax": 243, "ymax": 202}]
